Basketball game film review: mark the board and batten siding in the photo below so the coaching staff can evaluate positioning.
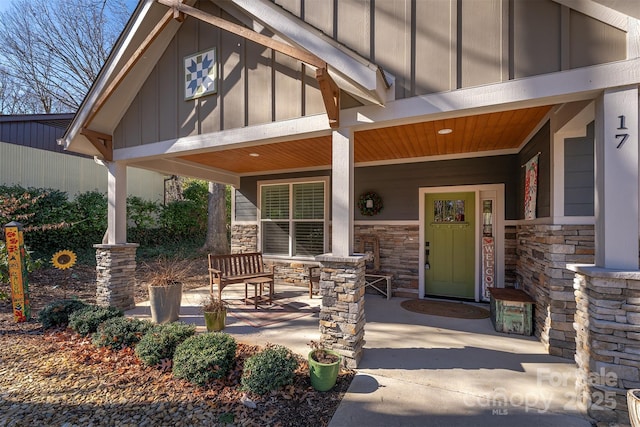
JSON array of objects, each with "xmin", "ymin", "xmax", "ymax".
[
  {"xmin": 564, "ymin": 121, "xmax": 595, "ymax": 216},
  {"xmin": 275, "ymin": 0, "xmax": 626, "ymax": 96},
  {"xmin": 114, "ymin": 0, "xmax": 627, "ymax": 149},
  {"xmin": 114, "ymin": 1, "xmax": 322, "ymax": 150},
  {"xmin": 0, "ymin": 142, "xmax": 164, "ymax": 201}
]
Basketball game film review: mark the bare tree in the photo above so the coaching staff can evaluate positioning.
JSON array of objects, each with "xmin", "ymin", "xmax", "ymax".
[
  {"xmin": 0, "ymin": 0, "xmax": 129, "ymax": 113},
  {"xmin": 203, "ymin": 182, "xmax": 230, "ymax": 255}
]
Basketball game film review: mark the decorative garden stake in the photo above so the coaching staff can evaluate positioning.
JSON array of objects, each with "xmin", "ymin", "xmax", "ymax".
[
  {"xmin": 51, "ymin": 249, "xmax": 77, "ymax": 298},
  {"xmin": 3, "ymin": 222, "xmax": 30, "ymax": 322}
]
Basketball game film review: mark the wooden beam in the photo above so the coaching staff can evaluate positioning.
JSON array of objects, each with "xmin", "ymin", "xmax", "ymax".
[
  {"xmin": 316, "ymin": 68, "xmax": 340, "ymax": 128},
  {"xmin": 157, "ymin": 0, "xmax": 326, "ymax": 69},
  {"xmin": 81, "ymin": 128, "xmax": 113, "ymax": 161},
  {"xmin": 84, "ymin": 7, "xmax": 177, "ymax": 127},
  {"xmin": 158, "ymin": 0, "xmax": 341, "ymax": 127}
]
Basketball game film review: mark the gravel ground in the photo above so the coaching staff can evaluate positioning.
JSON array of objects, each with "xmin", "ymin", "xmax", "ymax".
[{"xmin": 0, "ymin": 263, "xmax": 354, "ymax": 426}]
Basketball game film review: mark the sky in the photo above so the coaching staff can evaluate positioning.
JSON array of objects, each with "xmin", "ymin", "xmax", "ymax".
[{"xmin": 0, "ymin": 0, "xmax": 138, "ymax": 14}]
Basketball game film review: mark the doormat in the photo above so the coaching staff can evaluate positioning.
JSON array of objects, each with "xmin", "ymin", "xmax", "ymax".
[
  {"xmin": 400, "ymin": 299, "xmax": 490, "ymax": 319},
  {"xmin": 227, "ymin": 297, "xmax": 319, "ymax": 328}
]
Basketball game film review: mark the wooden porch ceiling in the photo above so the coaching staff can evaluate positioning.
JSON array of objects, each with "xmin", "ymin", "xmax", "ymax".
[{"xmin": 178, "ymin": 105, "xmax": 552, "ymax": 174}]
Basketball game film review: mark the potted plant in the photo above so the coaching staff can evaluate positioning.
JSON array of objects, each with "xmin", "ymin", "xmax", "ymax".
[
  {"xmin": 308, "ymin": 340, "xmax": 342, "ymax": 392},
  {"xmin": 201, "ymin": 294, "xmax": 227, "ymax": 332},
  {"xmin": 144, "ymin": 257, "xmax": 189, "ymax": 324}
]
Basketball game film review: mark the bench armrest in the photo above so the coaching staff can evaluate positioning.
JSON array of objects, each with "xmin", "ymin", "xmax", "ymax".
[{"xmin": 208, "ymin": 268, "xmax": 222, "ymax": 276}]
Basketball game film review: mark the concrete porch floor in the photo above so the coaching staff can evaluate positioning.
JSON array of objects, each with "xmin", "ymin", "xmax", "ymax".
[{"xmin": 126, "ymin": 285, "xmax": 592, "ymax": 427}]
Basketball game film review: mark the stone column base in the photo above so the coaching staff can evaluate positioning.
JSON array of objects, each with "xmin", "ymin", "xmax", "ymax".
[
  {"xmin": 316, "ymin": 254, "xmax": 366, "ymax": 369},
  {"xmin": 570, "ymin": 264, "xmax": 640, "ymax": 426},
  {"xmin": 94, "ymin": 243, "xmax": 139, "ymax": 310}
]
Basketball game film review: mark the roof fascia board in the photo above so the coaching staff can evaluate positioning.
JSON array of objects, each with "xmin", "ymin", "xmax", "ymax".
[
  {"xmin": 551, "ymin": 0, "xmax": 629, "ymax": 31},
  {"xmin": 340, "ymin": 57, "xmax": 640, "ymax": 130},
  {"xmin": 131, "ymin": 158, "xmax": 241, "ymax": 187},
  {"xmin": 222, "ymin": 0, "xmax": 390, "ymax": 102},
  {"xmin": 0, "ymin": 113, "xmax": 75, "ymax": 123},
  {"xmin": 63, "ymin": 0, "xmax": 156, "ymax": 150},
  {"xmin": 113, "ymin": 114, "xmax": 330, "ymax": 162}
]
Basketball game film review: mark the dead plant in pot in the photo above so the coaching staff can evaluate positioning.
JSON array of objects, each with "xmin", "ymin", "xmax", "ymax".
[
  {"xmin": 143, "ymin": 256, "xmax": 191, "ymax": 324},
  {"xmin": 201, "ymin": 293, "xmax": 227, "ymax": 332}
]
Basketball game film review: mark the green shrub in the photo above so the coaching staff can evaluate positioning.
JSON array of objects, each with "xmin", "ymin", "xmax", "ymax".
[
  {"xmin": 38, "ymin": 299, "xmax": 88, "ymax": 329},
  {"xmin": 241, "ymin": 344, "xmax": 299, "ymax": 395},
  {"xmin": 173, "ymin": 332, "xmax": 237, "ymax": 386},
  {"xmin": 68, "ymin": 305, "xmax": 123, "ymax": 336},
  {"xmin": 0, "ymin": 241, "xmax": 43, "ymax": 286},
  {"xmin": 92, "ymin": 317, "xmax": 153, "ymax": 350},
  {"xmin": 135, "ymin": 321, "xmax": 196, "ymax": 366}
]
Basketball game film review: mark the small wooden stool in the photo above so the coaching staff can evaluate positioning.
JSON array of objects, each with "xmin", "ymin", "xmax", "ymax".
[{"xmin": 244, "ymin": 277, "xmax": 274, "ymax": 309}]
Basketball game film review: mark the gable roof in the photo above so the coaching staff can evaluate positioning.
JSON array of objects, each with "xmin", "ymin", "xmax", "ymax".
[{"xmin": 61, "ymin": 0, "xmax": 391, "ymax": 159}]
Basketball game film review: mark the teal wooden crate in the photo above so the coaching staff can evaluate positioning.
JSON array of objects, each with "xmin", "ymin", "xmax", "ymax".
[{"xmin": 489, "ymin": 288, "xmax": 534, "ymax": 336}]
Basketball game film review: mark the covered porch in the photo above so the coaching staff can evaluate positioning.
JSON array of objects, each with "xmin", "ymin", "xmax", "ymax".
[{"xmin": 126, "ymin": 283, "xmax": 591, "ymax": 426}]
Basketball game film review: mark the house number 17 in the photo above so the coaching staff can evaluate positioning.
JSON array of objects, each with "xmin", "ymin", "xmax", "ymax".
[{"xmin": 616, "ymin": 115, "xmax": 629, "ymax": 149}]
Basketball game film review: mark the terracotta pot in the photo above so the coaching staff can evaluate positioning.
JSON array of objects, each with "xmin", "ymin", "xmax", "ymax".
[
  {"xmin": 148, "ymin": 283, "xmax": 182, "ymax": 324},
  {"xmin": 204, "ymin": 309, "xmax": 227, "ymax": 332},
  {"xmin": 629, "ymin": 389, "xmax": 640, "ymax": 427},
  {"xmin": 308, "ymin": 349, "xmax": 341, "ymax": 392}
]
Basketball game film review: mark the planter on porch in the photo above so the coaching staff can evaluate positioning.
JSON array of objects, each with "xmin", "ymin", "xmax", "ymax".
[{"xmin": 149, "ymin": 283, "xmax": 182, "ymax": 324}]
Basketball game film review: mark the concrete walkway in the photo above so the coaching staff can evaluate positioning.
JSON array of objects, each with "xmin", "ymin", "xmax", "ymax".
[{"xmin": 126, "ymin": 285, "xmax": 592, "ymax": 427}]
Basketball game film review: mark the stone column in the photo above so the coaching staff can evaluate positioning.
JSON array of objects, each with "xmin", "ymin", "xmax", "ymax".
[
  {"xmin": 94, "ymin": 243, "xmax": 139, "ymax": 310},
  {"xmin": 316, "ymin": 254, "xmax": 366, "ymax": 369},
  {"xmin": 571, "ymin": 265, "xmax": 640, "ymax": 426}
]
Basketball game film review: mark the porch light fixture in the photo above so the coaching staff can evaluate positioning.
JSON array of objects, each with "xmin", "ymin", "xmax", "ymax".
[
  {"xmin": 249, "ymin": 153, "xmax": 260, "ymax": 157},
  {"xmin": 437, "ymin": 128, "xmax": 453, "ymax": 135}
]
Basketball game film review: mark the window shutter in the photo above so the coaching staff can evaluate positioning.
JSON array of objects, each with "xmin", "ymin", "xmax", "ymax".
[
  {"xmin": 261, "ymin": 185, "xmax": 289, "ymax": 219},
  {"xmin": 294, "ymin": 222, "xmax": 324, "ymax": 256},
  {"xmin": 262, "ymin": 222, "xmax": 290, "ymax": 255},
  {"xmin": 293, "ymin": 182, "xmax": 324, "ymax": 219}
]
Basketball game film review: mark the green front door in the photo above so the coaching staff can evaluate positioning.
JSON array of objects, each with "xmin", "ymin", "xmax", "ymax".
[{"xmin": 424, "ymin": 192, "xmax": 476, "ymax": 299}]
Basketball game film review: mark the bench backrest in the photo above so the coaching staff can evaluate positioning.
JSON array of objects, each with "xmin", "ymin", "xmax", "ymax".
[{"xmin": 208, "ymin": 252, "xmax": 265, "ymax": 277}]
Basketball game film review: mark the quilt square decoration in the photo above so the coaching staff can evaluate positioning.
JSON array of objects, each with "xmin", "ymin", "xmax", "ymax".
[{"xmin": 184, "ymin": 48, "xmax": 217, "ymax": 100}]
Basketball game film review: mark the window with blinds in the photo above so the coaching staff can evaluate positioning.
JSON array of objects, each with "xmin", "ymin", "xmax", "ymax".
[{"xmin": 260, "ymin": 180, "xmax": 326, "ymax": 257}]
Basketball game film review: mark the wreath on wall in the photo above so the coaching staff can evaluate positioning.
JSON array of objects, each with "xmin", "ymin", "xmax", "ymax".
[{"xmin": 358, "ymin": 192, "xmax": 383, "ymax": 216}]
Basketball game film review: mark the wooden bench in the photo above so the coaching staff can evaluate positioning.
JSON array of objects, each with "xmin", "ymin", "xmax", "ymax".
[{"xmin": 208, "ymin": 252, "xmax": 274, "ymax": 301}]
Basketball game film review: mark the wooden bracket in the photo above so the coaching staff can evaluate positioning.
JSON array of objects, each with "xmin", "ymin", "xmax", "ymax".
[
  {"xmin": 316, "ymin": 68, "xmax": 340, "ymax": 128},
  {"xmin": 81, "ymin": 128, "xmax": 113, "ymax": 161}
]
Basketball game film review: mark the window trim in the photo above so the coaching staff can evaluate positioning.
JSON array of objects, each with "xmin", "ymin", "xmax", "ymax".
[{"xmin": 257, "ymin": 176, "xmax": 330, "ymax": 260}]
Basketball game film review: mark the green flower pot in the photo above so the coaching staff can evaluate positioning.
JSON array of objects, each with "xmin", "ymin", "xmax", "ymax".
[
  {"xmin": 308, "ymin": 349, "xmax": 341, "ymax": 392},
  {"xmin": 204, "ymin": 309, "xmax": 227, "ymax": 332}
]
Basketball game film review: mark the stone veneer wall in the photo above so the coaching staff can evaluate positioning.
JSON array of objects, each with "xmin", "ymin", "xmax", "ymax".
[
  {"xmin": 572, "ymin": 266, "xmax": 640, "ymax": 426},
  {"xmin": 317, "ymin": 255, "xmax": 366, "ymax": 368},
  {"xmin": 231, "ymin": 223, "xmax": 257, "ymax": 254},
  {"xmin": 354, "ymin": 224, "xmax": 420, "ymax": 291},
  {"xmin": 516, "ymin": 224, "xmax": 594, "ymax": 359},
  {"xmin": 504, "ymin": 225, "xmax": 518, "ymax": 287},
  {"xmin": 94, "ymin": 244, "xmax": 138, "ymax": 310}
]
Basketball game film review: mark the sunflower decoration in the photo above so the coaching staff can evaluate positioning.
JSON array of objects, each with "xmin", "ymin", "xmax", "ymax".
[{"xmin": 51, "ymin": 250, "xmax": 77, "ymax": 270}]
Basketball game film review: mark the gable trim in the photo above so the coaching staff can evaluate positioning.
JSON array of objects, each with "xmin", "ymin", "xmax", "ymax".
[{"xmin": 552, "ymin": 0, "xmax": 630, "ymax": 31}]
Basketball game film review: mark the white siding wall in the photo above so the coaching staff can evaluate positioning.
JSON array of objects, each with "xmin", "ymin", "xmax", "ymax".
[{"xmin": 0, "ymin": 142, "xmax": 164, "ymax": 201}]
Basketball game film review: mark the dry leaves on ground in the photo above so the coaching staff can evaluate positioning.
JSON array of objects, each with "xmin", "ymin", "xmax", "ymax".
[{"xmin": 0, "ymin": 263, "xmax": 354, "ymax": 427}]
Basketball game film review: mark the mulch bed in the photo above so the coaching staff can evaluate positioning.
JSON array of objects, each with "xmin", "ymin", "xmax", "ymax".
[{"xmin": 0, "ymin": 262, "xmax": 354, "ymax": 426}]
